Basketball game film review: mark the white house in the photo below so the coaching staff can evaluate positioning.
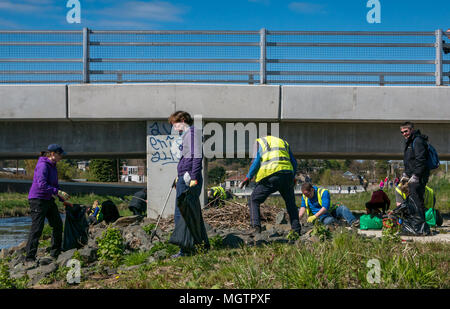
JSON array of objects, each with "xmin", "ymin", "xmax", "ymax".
[{"xmin": 121, "ymin": 165, "xmax": 146, "ymax": 183}]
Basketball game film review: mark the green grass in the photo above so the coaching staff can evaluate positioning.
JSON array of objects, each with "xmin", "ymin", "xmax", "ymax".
[
  {"xmin": 77, "ymin": 229, "xmax": 450, "ymax": 289},
  {"xmin": 0, "ymin": 192, "xmax": 134, "ymax": 217}
]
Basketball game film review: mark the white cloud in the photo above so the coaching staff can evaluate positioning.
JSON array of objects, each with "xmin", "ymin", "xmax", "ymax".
[
  {"xmin": 97, "ymin": 1, "xmax": 189, "ymax": 23},
  {"xmin": 288, "ymin": 2, "xmax": 326, "ymax": 14}
]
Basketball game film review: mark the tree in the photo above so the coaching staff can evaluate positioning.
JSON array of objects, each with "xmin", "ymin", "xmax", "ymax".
[
  {"xmin": 89, "ymin": 159, "xmax": 118, "ymax": 182},
  {"xmin": 375, "ymin": 160, "xmax": 389, "ymax": 179},
  {"xmin": 208, "ymin": 166, "xmax": 226, "ymax": 185},
  {"xmin": 57, "ymin": 160, "xmax": 77, "ymax": 181}
]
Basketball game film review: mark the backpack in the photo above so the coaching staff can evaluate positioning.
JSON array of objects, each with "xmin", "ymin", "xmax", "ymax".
[
  {"xmin": 101, "ymin": 200, "xmax": 121, "ymax": 223},
  {"xmin": 412, "ymin": 138, "xmax": 440, "ymax": 170}
]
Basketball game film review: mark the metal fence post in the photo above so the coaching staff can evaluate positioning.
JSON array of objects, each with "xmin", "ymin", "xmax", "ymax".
[
  {"xmin": 259, "ymin": 28, "xmax": 267, "ymax": 84},
  {"xmin": 435, "ymin": 29, "xmax": 443, "ymax": 86},
  {"xmin": 83, "ymin": 27, "xmax": 90, "ymax": 83}
]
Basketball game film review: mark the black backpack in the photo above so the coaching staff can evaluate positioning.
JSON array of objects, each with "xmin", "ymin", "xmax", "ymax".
[{"xmin": 101, "ymin": 200, "xmax": 121, "ymax": 223}]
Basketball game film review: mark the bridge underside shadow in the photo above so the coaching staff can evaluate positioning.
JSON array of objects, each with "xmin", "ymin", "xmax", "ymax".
[{"xmin": 0, "ymin": 121, "xmax": 448, "ymax": 160}]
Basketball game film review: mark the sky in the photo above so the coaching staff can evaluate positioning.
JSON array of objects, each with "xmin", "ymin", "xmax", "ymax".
[{"xmin": 0, "ymin": 0, "xmax": 448, "ymax": 31}]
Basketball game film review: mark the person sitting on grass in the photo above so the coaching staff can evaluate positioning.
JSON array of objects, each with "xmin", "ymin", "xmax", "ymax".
[
  {"xmin": 299, "ymin": 183, "xmax": 359, "ymax": 228},
  {"xmin": 87, "ymin": 200, "xmax": 103, "ymax": 225}
]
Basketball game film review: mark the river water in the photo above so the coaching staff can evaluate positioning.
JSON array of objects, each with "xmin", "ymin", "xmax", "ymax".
[{"xmin": 0, "ymin": 215, "xmax": 66, "ymax": 250}]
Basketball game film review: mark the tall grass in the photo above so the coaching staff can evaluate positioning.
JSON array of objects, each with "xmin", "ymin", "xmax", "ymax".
[{"xmin": 81, "ymin": 229, "xmax": 449, "ymax": 289}]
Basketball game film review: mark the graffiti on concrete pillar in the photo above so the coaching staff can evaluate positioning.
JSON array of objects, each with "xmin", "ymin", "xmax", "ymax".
[
  {"xmin": 148, "ymin": 122, "xmax": 172, "ymax": 136},
  {"xmin": 148, "ymin": 134, "xmax": 182, "ymax": 166}
]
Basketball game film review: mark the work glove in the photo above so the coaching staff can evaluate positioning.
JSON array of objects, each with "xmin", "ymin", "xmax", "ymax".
[
  {"xmin": 408, "ymin": 174, "xmax": 419, "ymax": 184},
  {"xmin": 58, "ymin": 190, "xmax": 70, "ymax": 201},
  {"xmin": 189, "ymin": 180, "xmax": 198, "ymax": 187},
  {"xmin": 400, "ymin": 173, "xmax": 409, "ymax": 184},
  {"xmin": 172, "ymin": 177, "xmax": 178, "ymax": 188},
  {"xmin": 239, "ymin": 177, "xmax": 250, "ymax": 189},
  {"xmin": 307, "ymin": 215, "xmax": 318, "ymax": 223}
]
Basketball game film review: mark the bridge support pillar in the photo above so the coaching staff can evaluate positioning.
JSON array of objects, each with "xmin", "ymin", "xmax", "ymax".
[{"xmin": 146, "ymin": 121, "xmax": 206, "ymax": 219}]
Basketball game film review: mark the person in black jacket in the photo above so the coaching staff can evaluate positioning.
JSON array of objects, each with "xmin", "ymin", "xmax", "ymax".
[
  {"xmin": 128, "ymin": 188, "xmax": 147, "ymax": 216},
  {"xmin": 400, "ymin": 121, "xmax": 430, "ymax": 217}
]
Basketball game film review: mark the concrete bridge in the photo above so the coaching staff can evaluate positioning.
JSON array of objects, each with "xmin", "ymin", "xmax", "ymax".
[{"xmin": 1, "ymin": 84, "xmax": 449, "ymax": 217}]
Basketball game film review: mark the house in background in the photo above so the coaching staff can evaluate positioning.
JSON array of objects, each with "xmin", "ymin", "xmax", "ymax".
[
  {"xmin": 224, "ymin": 174, "xmax": 246, "ymax": 190},
  {"xmin": 77, "ymin": 161, "xmax": 90, "ymax": 171},
  {"xmin": 121, "ymin": 165, "xmax": 146, "ymax": 183},
  {"xmin": 0, "ymin": 167, "xmax": 26, "ymax": 175}
]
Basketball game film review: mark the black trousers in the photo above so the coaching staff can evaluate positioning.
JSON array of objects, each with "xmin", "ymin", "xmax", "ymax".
[
  {"xmin": 249, "ymin": 171, "xmax": 301, "ymax": 234},
  {"xmin": 25, "ymin": 198, "xmax": 63, "ymax": 260},
  {"xmin": 408, "ymin": 178, "xmax": 428, "ymax": 220}
]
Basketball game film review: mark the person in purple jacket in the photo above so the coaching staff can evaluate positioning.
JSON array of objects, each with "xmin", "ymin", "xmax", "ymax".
[
  {"xmin": 168, "ymin": 111, "xmax": 203, "ymax": 258},
  {"xmin": 25, "ymin": 144, "xmax": 70, "ymax": 263}
]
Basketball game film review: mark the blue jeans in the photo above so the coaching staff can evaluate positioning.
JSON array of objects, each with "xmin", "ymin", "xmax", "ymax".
[{"xmin": 320, "ymin": 205, "xmax": 356, "ymax": 225}]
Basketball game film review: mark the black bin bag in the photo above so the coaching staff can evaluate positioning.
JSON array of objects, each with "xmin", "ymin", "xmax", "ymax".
[
  {"xmin": 393, "ymin": 196, "xmax": 431, "ymax": 236},
  {"xmin": 63, "ymin": 204, "xmax": 89, "ymax": 251},
  {"xmin": 169, "ymin": 187, "xmax": 210, "ymax": 253}
]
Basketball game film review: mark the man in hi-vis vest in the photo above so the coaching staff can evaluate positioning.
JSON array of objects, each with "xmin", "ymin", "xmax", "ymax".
[
  {"xmin": 240, "ymin": 135, "xmax": 301, "ymax": 235},
  {"xmin": 299, "ymin": 183, "xmax": 359, "ymax": 227}
]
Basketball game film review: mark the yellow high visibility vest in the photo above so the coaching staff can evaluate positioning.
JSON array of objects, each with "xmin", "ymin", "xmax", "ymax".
[
  {"xmin": 395, "ymin": 185, "xmax": 407, "ymax": 200},
  {"xmin": 424, "ymin": 186, "xmax": 435, "ymax": 209},
  {"xmin": 395, "ymin": 185, "xmax": 434, "ymax": 209},
  {"xmin": 254, "ymin": 136, "xmax": 293, "ymax": 183},
  {"xmin": 212, "ymin": 186, "xmax": 226, "ymax": 200},
  {"xmin": 302, "ymin": 187, "xmax": 334, "ymax": 216}
]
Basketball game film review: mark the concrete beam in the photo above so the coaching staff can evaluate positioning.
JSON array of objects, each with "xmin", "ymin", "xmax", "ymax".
[
  {"xmin": 68, "ymin": 84, "xmax": 280, "ymax": 121},
  {"xmin": 0, "ymin": 121, "xmax": 146, "ymax": 159},
  {"xmin": 281, "ymin": 86, "xmax": 450, "ymax": 122},
  {"xmin": 281, "ymin": 122, "xmax": 450, "ymax": 160},
  {"xmin": 0, "ymin": 85, "xmax": 67, "ymax": 120}
]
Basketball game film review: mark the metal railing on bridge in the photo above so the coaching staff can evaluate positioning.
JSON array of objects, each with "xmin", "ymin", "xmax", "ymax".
[{"xmin": 0, "ymin": 29, "xmax": 449, "ymax": 86}]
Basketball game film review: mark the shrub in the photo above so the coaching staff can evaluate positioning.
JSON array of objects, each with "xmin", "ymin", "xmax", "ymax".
[{"xmin": 97, "ymin": 227, "xmax": 125, "ymax": 266}]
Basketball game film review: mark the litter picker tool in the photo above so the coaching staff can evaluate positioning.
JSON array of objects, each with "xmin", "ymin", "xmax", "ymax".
[{"xmin": 150, "ymin": 178, "xmax": 176, "ymax": 242}]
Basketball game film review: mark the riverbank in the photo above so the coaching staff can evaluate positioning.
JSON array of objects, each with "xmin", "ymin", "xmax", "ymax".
[{"xmin": 1, "ymin": 211, "xmax": 449, "ymax": 289}]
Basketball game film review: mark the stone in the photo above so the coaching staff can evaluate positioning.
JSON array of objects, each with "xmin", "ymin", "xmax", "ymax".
[
  {"xmin": 38, "ymin": 256, "xmax": 55, "ymax": 266},
  {"xmin": 141, "ymin": 218, "xmax": 157, "ymax": 226},
  {"xmin": 122, "ymin": 225, "xmax": 153, "ymax": 252},
  {"xmin": 253, "ymin": 233, "xmax": 269, "ymax": 246},
  {"xmin": 153, "ymin": 249, "xmax": 168, "ymax": 261},
  {"xmin": 112, "ymin": 216, "xmax": 143, "ymax": 228},
  {"xmin": 87, "ymin": 238, "xmax": 98, "ymax": 249},
  {"xmin": 56, "ymin": 249, "xmax": 76, "ymax": 267},
  {"xmin": 0, "ymin": 248, "xmax": 8, "ymax": 259},
  {"xmin": 27, "ymin": 263, "xmax": 58, "ymax": 286},
  {"xmin": 146, "ymin": 256, "xmax": 156, "ymax": 264},
  {"xmin": 276, "ymin": 211, "xmax": 288, "ymax": 225},
  {"xmin": 78, "ymin": 247, "xmax": 98, "ymax": 263},
  {"xmin": 222, "ymin": 234, "xmax": 244, "ymax": 249}
]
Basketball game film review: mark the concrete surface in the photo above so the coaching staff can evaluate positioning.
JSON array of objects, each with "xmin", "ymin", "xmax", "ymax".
[
  {"xmin": 0, "ymin": 85, "xmax": 66, "ymax": 120},
  {"xmin": 68, "ymin": 84, "xmax": 280, "ymax": 121},
  {"xmin": 281, "ymin": 86, "xmax": 450, "ymax": 122}
]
